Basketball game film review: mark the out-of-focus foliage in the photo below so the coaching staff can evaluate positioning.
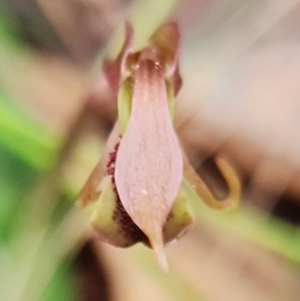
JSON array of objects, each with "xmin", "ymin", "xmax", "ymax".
[
  {"xmin": 0, "ymin": 95, "xmax": 58, "ymax": 170},
  {"xmin": 0, "ymin": 6, "xmax": 78, "ymax": 300}
]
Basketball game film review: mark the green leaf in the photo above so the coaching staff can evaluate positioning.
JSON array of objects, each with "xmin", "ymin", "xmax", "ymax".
[
  {"xmin": 0, "ymin": 93, "xmax": 60, "ymax": 171},
  {"xmin": 43, "ymin": 261, "xmax": 79, "ymax": 301},
  {"xmin": 0, "ymin": 144, "xmax": 39, "ymax": 242}
]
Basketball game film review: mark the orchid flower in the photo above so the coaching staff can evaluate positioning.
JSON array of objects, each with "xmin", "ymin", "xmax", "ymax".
[{"xmin": 77, "ymin": 22, "xmax": 241, "ymax": 271}]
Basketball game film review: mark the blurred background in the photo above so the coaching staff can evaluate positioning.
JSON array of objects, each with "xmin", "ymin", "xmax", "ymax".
[{"xmin": 1, "ymin": 0, "xmax": 300, "ymax": 300}]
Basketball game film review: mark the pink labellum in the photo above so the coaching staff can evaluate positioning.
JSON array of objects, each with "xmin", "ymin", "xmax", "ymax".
[{"xmin": 114, "ymin": 60, "xmax": 183, "ymax": 270}]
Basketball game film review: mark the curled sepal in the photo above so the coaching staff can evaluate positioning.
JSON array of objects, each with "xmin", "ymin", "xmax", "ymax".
[{"xmin": 183, "ymin": 155, "xmax": 241, "ymax": 210}]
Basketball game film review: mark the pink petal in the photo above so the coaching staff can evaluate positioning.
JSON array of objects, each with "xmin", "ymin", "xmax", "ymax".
[
  {"xmin": 103, "ymin": 22, "xmax": 134, "ymax": 94},
  {"xmin": 77, "ymin": 122, "xmax": 122, "ymax": 207},
  {"xmin": 114, "ymin": 60, "xmax": 183, "ymax": 270},
  {"xmin": 150, "ymin": 22, "xmax": 182, "ymax": 95}
]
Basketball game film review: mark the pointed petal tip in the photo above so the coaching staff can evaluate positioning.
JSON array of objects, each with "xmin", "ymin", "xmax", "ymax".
[
  {"xmin": 148, "ymin": 230, "xmax": 169, "ymax": 272},
  {"xmin": 124, "ymin": 21, "xmax": 134, "ymax": 39},
  {"xmin": 154, "ymin": 244, "xmax": 169, "ymax": 273}
]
